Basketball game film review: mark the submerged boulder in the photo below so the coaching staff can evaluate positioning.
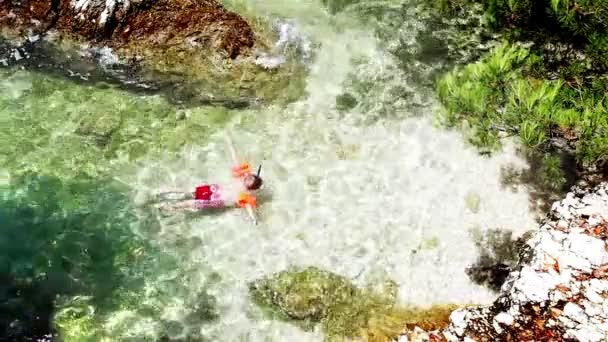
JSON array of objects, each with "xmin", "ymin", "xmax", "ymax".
[
  {"xmin": 249, "ymin": 266, "xmax": 458, "ymax": 341},
  {"xmin": 249, "ymin": 266, "xmax": 358, "ymax": 322}
]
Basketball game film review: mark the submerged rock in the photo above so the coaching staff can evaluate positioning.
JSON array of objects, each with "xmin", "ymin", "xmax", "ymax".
[
  {"xmin": 249, "ymin": 266, "xmax": 358, "ymax": 322},
  {"xmin": 400, "ymin": 182, "xmax": 608, "ymax": 342},
  {"xmin": 0, "ymin": 0, "xmax": 308, "ymax": 106},
  {"xmin": 249, "ymin": 266, "xmax": 459, "ymax": 341}
]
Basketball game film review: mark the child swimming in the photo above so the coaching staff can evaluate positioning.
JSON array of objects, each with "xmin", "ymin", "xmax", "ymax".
[{"xmin": 154, "ymin": 133, "xmax": 263, "ymax": 224}]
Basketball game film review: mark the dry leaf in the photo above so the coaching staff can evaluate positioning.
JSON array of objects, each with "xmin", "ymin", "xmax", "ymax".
[{"xmin": 550, "ymin": 308, "xmax": 562, "ymax": 318}]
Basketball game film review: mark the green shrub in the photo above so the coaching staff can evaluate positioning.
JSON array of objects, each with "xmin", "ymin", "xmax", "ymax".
[{"xmin": 437, "ymin": 42, "xmax": 608, "ymax": 167}]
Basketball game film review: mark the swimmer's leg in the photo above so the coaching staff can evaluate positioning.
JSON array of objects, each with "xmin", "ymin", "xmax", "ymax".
[
  {"xmin": 155, "ymin": 200, "xmax": 198, "ymax": 213},
  {"xmin": 156, "ymin": 191, "xmax": 194, "ymax": 202}
]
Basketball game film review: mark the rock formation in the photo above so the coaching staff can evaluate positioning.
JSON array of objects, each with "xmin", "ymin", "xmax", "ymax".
[
  {"xmin": 0, "ymin": 0, "xmax": 307, "ymax": 106},
  {"xmin": 399, "ymin": 182, "xmax": 608, "ymax": 342},
  {"xmin": 0, "ymin": 0, "xmax": 254, "ymax": 58}
]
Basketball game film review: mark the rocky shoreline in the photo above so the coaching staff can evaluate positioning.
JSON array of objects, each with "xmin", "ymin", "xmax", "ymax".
[
  {"xmin": 0, "ymin": 0, "xmax": 254, "ymax": 58},
  {"xmin": 400, "ymin": 182, "xmax": 608, "ymax": 342}
]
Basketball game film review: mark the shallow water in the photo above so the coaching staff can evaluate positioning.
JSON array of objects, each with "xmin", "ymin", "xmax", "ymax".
[{"xmin": 1, "ymin": 0, "xmax": 539, "ymax": 341}]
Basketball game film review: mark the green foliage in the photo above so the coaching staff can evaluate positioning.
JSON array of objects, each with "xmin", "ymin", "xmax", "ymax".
[
  {"xmin": 335, "ymin": 93, "xmax": 358, "ymax": 111},
  {"xmin": 436, "ymin": 0, "xmax": 608, "ymax": 72},
  {"xmin": 437, "ymin": 42, "xmax": 608, "ymax": 166},
  {"xmin": 249, "ymin": 266, "xmax": 460, "ymax": 341},
  {"xmin": 539, "ymin": 153, "xmax": 566, "ymax": 191}
]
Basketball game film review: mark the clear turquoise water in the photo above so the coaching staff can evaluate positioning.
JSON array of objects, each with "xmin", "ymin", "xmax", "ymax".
[{"xmin": 0, "ymin": 1, "xmax": 539, "ymax": 341}]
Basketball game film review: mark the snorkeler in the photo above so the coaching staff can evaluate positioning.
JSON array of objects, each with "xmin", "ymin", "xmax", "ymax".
[{"xmin": 155, "ymin": 133, "xmax": 263, "ymax": 224}]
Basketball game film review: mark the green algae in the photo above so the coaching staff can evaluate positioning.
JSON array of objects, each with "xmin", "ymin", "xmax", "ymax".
[
  {"xmin": 0, "ymin": 66, "xmax": 232, "ymax": 339},
  {"xmin": 419, "ymin": 236, "xmax": 441, "ymax": 250},
  {"xmin": 465, "ymin": 191, "xmax": 481, "ymax": 213},
  {"xmin": 0, "ymin": 68, "xmax": 234, "ymax": 179},
  {"xmin": 131, "ymin": 44, "xmax": 308, "ymax": 105},
  {"xmin": 249, "ymin": 266, "xmax": 462, "ymax": 341},
  {"xmin": 321, "ymin": 0, "xmax": 364, "ymax": 14},
  {"xmin": 335, "ymin": 92, "xmax": 358, "ymax": 111}
]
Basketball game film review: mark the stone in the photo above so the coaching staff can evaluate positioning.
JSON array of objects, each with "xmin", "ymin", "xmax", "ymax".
[
  {"xmin": 583, "ymin": 301, "xmax": 602, "ymax": 317},
  {"xmin": 567, "ymin": 234, "xmax": 608, "ymax": 266},
  {"xmin": 0, "ymin": 0, "xmax": 307, "ymax": 107},
  {"xmin": 512, "ymin": 266, "xmax": 559, "ymax": 302},
  {"xmin": 248, "ymin": 266, "xmax": 357, "ymax": 320},
  {"xmin": 449, "ymin": 309, "xmax": 469, "ymax": 337},
  {"xmin": 563, "ymin": 303, "xmax": 588, "ymax": 325},
  {"xmin": 397, "ymin": 334, "xmax": 409, "ymax": 342},
  {"xmin": 1, "ymin": 0, "xmax": 254, "ymax": 58},
  {"xmin": 567, "ymin": 325, "xmax": 606, "ymax": 342},
  {"xmin": 585, "ymin": 287, "xmax": 604, "ymax": 304},
  {"xmin": 589, "ymin": 215, "xmax": 602, "ymax": 227},
  {"xmin": 494, "ymin": 312, "xmax": 514, "ymax": 326},
  {"xmin": 434, "ymin": 183, "xmax": 608, "ymax": 341}
]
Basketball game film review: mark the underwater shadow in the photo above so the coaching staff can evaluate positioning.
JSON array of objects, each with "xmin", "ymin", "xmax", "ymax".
[
  {"xmin": 465, "ymin": 228, "xmax": 531, "ymax": 292},
  {"xmin": 0, "ymin": 274, "xmax": 56, "ymax": 341},
  {"xmin": 500, "ymin": 148, "xmax": 577, "ymax": 216},
  {"xmin": 0, "ymin": 172, "xmax": 217, "ymax": 339}
]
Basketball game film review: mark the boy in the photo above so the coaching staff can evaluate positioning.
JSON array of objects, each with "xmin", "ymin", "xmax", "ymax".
[{"xmin": 155, "ymin": 133, "xmax": 263, "ymax": 224}]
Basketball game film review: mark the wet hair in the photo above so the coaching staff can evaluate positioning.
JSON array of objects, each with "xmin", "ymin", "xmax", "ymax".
[{"xmin": 245, "ymin": 174, "xmax": 263, "ymax": 191}]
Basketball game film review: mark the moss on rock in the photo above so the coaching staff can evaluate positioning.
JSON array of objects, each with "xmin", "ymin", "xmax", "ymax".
[
  {"xmin": 249, "ymin": 266, "xmax": 461, "ymax": 341},
  {"xmin": 0, "ymin": 0, "xmax": 309, "ymax": 106}
]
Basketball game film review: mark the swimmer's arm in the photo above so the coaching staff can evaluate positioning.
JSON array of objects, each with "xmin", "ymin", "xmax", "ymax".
[{"xmin": 224, "ymin": 132, "xmax": 240, "ymax": 167}]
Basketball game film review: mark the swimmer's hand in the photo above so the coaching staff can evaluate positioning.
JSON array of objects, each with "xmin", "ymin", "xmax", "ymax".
[
  {"xmin": 245, "ymin": 204, "xmax": 257, "ymax": 225},
  {"xmin": 225, "ymin": 131, "xmax": 240, "ymax": 166}
]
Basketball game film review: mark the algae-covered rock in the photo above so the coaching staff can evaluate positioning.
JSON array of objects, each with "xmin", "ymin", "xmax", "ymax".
[
  {"xmin": 465, "ymin": 191, "xmax": 481, "ymax": 213},
  {"xmin": 249, "ymin": 266, "xmax": 357, "ymax": 322},
  {"xmin": 249, "ymin": 266, "xmax": 460, "ymax": 341},
  {"xmin": 0, "ymin": 0, "xmax": 308, "ymax": 106},
  {"xmin": 0, "ymin": 0, "xmax": 254, "ymax": 59}
]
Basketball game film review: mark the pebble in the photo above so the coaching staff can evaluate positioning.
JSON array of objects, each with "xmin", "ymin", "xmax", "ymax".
[
  {"xmin": 513, "ymin": 267, "xmax": 559, "ymax": 302},
  {"xmin": 567, "ymin": 234, "xmax": 608, "ymax": 266},
  {"xmin": 564, "ymin": 303, "xmax": 588, "ymax": 324},
  {"xmin": 583, "ymin": 301, "xmax": 602, "ymax": 317},
  {"xmin": 585, "ymin": 287, "xmax": 604, "ymax": 304},
  {"xmin": 494, "ymin": 312, "xmax": 514, "ymax": 326},
  {"xmin": 449, "ymin": 309, "xmax": 468, "ymax": 337},
  {"xmin": 567, "ymin": 325, "xmax": 606, "ymax": 342},
  {"xmin": 397, "ymin": 335, "xmax": 409, "ymax": 342}
]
